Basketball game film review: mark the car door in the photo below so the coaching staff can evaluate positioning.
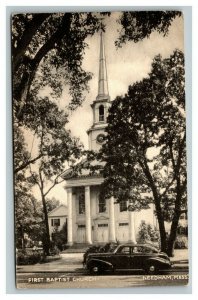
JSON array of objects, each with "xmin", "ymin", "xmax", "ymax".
[
  {"xmin": 130, "ymin": 246, "xmax": 147, "ymax": 269},
  {"xmin": 113, "ymin": 246, "xmax": 132, "ymax": 270},
  {"xmin": 131, "ymin": 246, "xmax": 155, "ymax": 270}
]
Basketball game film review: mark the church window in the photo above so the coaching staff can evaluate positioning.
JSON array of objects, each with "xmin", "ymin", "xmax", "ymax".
[
  {"xmin": 51, "ymin": 218, "xmax": 60, "ymax": 226},
  {"xmin": 79, "ymin": 193, "xmax": 85, "ymax": 214},
  {"xmin": 99, "ymin": 197, "xmax": 106, "ymax": 213},
  {"xmin": 98, "ymin": 224, "xmax": 108, "ymax": 227},
  {"xmin": 119, "ymin": 222, "xmax": 129, "ymax": 226},
  {"xmin": 78, "ymin": 224, "xmax": 85, "ymax": 228},
  {"xmin": 99, "ymin": 105, "xmax": 104, "ymax": 121},
  {"xmin": 120, "ymin": 200, "xmax": 128, "ymax": 212}
]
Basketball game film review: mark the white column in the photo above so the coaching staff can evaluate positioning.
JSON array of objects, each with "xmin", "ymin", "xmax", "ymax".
[
  {"xmin": 85, "ymin": 186, "xmax": 92, "ymax": 244},
  {"xmin": 109, "ymin": 196, "xmax": 116, "ymax": 242},
  {"xmin": 67, "ymin": 188, "xmax": 73, "ymax": 246},
  {"xmin": 129, "ymin": 211, "xmax": 136, "ymax": 244}
]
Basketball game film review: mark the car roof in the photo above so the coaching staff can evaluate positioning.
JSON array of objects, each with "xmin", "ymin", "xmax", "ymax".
[{"xmin": 117, "ymin": 243, "xmax": 159, "ymax": 250}]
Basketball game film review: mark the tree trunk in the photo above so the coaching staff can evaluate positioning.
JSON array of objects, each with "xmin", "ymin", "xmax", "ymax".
[
  {"xmin": 167, "ymin": 177, "xmax": 182, "ymax": 257},
  {"xmin": 154, "ymin": 197, "xmax": 167, "ymax": 253},
  {"xmin": 167, "ymin": 211, "xmax": 180, "ymax": 257},
  {"xmin": 141, "ymin": 158, "xmax": 167, "ymax": 253},
  {"xmin": 41, "ymin": 193, "xmax": 51, "ymax": 256},
  {"xmin": 21, "ymin": 225, "xmax": 25, "ymax": 249}
]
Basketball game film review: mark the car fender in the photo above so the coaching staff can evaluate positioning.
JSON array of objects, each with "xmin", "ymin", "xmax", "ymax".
[
  {"xmin": 145, "ymin": 257, "xmax": 171, "ymax": 268},
  {"xmin": 87, "ymin": 258, "xmax": 114, "ymax": 271}
]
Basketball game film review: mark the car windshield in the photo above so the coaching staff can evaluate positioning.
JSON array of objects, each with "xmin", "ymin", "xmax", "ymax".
[{"xmin": 109, "ymin": 245, "xmax": 118, "ymax": 252}]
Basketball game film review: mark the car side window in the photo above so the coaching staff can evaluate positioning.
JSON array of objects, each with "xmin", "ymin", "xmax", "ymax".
[
  {"xmin": 143, "ymin": 247, "xmax": 156, "ymax": 254},
  {"xmin": 120, "ymin": 246, "xmax": 130, "ymax": 254},
  {"xmin": 133, "ymin": 246, "xmax": 144, "ymax": 253}
]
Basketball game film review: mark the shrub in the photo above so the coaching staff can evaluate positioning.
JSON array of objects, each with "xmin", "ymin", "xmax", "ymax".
[
  {"xmin": 137, "ymin": 220, "xmax": 160, "ymax": 248},
  {"xmin": 175, "ymin": 235, "xmax": 188, "ymax": 249},
  {"xmin": 51, "ymin": 222, "xmax": 67, "ymax": 251},
  {"xmin": 49, "ymin": 244, "xmax": 60, "ymax": 255},
  {"xmin": 16, "ymin": 249, "xmax": 44, "ymax": 265}
]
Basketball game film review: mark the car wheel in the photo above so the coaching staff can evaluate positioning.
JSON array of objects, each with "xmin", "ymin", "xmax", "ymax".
[
  {"xmin": 90, "ymin": 265, "xmax": 101, "ymax": 275},
  {"xmin": 145, "ymin": 264, "xmax": 158, "ymax": 275}
]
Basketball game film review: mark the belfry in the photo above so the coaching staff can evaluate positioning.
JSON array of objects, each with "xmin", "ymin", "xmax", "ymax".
[{"xmin": 62, "ymin": 31, "xmax": 139, "ymax": 246}]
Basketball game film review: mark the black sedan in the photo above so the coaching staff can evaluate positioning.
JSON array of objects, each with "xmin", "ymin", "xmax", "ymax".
[{"xmin": 85, "ymin": 243, "xmax": 171, "ymax": 275}]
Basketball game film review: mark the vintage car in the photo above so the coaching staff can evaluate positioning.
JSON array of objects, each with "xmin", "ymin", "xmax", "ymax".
[{"xmin": 84, "ymin": 243, "xmax": 172, "ymax": 275}]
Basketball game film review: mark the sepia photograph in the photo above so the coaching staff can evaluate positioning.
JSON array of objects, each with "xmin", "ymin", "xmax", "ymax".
[{"xmin": 12, "ymin": 10, "xmax": 188, "ymax": 289}]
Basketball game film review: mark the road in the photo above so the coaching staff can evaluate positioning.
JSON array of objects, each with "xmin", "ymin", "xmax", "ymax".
[{"xmin": 16, "ymin": 268, "xmax": 189, "ymax": 289}]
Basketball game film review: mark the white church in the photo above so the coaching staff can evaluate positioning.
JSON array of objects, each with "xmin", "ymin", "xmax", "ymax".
[{"xmin": 49, "ymin": 31, "xmax": 159, "ymax": 246}]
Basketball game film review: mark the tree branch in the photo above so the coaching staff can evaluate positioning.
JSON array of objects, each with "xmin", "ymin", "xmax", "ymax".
[
  {"xmin": 14, "ymin": 153, "xmax": 43, "ymax": 174},
  {"xmin": 12, "ymin": 13, "xmax": 50, "ymax": 73},
  {"xmin": 26, "ymin": 14, "xmax": 72, "ymax": 97},
  {"xmin": 15, "ymin": 13, "xmax": 72, "ymax": 108},
  {"xmin": 44, "ymin": 173, "xmax": 65, "ymax": 197},
  {"xmin": 29, "ymin": 165, "xmax": 41, "ymax": 191},
  {"xmin": 169, "ymin": 141, "xmax": 176, "ymax": 171}
]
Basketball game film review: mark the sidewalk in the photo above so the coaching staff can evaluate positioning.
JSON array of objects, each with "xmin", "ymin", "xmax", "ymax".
[
  {"xmin": 16, "ymin": 250, "xmax": 188, "ymax": 274},
  {"xmin": 16, "ymin": 253, "xmax": 84, "ymax": 273},
  {"xmin": 169, "ymin": 249, "xmax": 188, "ymax": 269}
]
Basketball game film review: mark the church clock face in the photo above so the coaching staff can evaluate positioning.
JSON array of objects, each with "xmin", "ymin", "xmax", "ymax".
[{"xmin": 96, "ymin": 134, "xmax": 105, "ymax": 144}]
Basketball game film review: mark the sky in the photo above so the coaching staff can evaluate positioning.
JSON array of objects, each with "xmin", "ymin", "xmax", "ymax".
[{"xmin": 31, "ymin": 12, "xmax": 184, "ymax": 203}]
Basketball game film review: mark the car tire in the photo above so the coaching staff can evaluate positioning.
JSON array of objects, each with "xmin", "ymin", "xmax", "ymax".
[
  {"xmin": 145, "ymin": 263, "xmax": 158, "ymax": 275},
  {"xmin": 90, "ymin": 265, "xmax": 101, "ymax": 275}
]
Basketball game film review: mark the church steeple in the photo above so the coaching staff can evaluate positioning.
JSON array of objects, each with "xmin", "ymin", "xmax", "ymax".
[
  {"xmin": 97, "ymin": 31, "xmax": 110, "ymax": 101},
  {"xmin": 87, "ymin": 30, "xmax": 111, "ymax": 151}
]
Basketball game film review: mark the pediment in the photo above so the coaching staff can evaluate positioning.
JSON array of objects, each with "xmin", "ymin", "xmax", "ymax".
[{"xmin": 93, "ymin": 215, "xmax": 109, "ymax": 221}]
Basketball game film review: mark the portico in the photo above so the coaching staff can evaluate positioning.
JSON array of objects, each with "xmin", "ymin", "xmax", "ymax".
[{"xmin": 65, "ymin": 176, "xmax": 119, "ymax": 246}]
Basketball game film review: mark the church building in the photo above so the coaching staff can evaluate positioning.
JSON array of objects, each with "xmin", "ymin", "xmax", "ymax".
[{"xmin": 62, "ymin": 31, "xmax": 157, "ymax": 246}]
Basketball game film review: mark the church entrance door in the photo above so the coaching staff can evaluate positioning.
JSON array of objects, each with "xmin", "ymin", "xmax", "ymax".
[
  {"xmin": 97, "ymin": 223, "xmax": 109, "ymax": 243},
  {"xmin": 77, "ymin": 225, "xmax": 86, "ymax": 243},
  {"xmin": 117, "ymin": 223, "xmax": 129, "ymax": 242}
]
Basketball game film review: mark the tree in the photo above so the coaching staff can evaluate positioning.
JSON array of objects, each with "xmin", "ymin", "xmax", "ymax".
[
  {"xmin": 137, "ymin": 221, "xmax": 159, "ymax": 245},
  {"xmin": 100, "ymin": 50, "xmax": 186, "ymax": 256},
  {"xmin": 46, "ymin": 197, "xmax": 60, "ymax": 213},
  {"xmin": 116, "ymin": 11, "xmax": 182, "ymax": 46},
  {"xmin": 12, "ymin": 13, "xmax": 108, "ymax": 174},
  {"xmin": 14, "ymin": 170, "xmax": 43, "ymax": 249},
  {"xmin": 26, "ymin": 96, "xmax": 83, "ymax": 255},
  {"xmin": 52, "ymin": 222, "xmax": 68, "ymax": 251}
]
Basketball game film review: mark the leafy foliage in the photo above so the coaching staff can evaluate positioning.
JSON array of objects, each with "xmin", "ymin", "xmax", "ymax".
[
  {"xmin": 116, "ymin": 11, "xmax": 182, "ymax": 46},
  {"xmin": 46, "ymin": 197, "xmax": 60, "ymax": 213},
  {"xmin": 174, "ymin": 235, "xmax": 188, "ymax": 249},
  {"xmin": 16, "ymin": 249, "xmax": 44, "ymax": 265},
  {"xmin": 51, "ymin": 222, "xmax": 67, "ymax": 251},
  {"xmin": 137, "ymin": 221, "xmax": 160, "ymax": 245},
  {"xmin": 14, "ymin": 169, "xmax": 43, "ymax": 248}
]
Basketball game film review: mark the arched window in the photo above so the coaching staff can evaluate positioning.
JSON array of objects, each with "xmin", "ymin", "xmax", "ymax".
[{"xmin": 99, "ymin": 105, "xmax": 104, "ymax": 122}]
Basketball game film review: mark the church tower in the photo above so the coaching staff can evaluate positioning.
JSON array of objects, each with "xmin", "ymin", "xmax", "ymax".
[{"xmin": 87, "ymin": 31, "xmax": 111, "ymax": 151}]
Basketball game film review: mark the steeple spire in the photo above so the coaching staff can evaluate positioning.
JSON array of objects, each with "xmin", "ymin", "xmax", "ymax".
[{"xmin": 97, "ymin": 31, "xmax": 110, "ymax": 101}]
